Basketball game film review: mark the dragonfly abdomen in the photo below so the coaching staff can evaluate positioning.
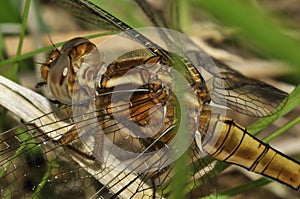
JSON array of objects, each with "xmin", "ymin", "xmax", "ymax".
[{"xmin": 205, "ymin": 114, "xmax": 300, "ymax": 190}]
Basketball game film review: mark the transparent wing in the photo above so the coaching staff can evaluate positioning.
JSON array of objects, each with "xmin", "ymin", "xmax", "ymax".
[
  {"xmin": 56, "ymin": 0, "xmax": 166, "ymax": 58},
  {"xmin": 4, "ymin": 0, "xmax": 289, "ymax": 198},
  {"xmin": 1, "ymin": 1, "xmax": 217, "ymax": 198},
  {"xmin": 0, "ymin": 123, "xmax": 105, "ymax": 198},
  {"xmin": 0, "ymin": 87, "xmax": 216, "ymax": 198},
  {"xmin": 133, "ymin": 0, "xmax": 288, "ymax": 117},
  {"xmin": 57, "ymin": 0, "xmax": 121, "ymax": 31},
  {"xmin": 58, "ymin": 0, "xmax": 288, "ymax": 117},
  {"xmin": 186, "ymin": 50, "xmax": 288, "ymax": 117}
]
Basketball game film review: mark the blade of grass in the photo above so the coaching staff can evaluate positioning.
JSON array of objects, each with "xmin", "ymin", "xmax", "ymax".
[
  {"xmin": 0, "ymin": 31, "xmax": 117, "ymax": 67},
  {"xmin": 0, "ymin": 127, "xmax": 39, "ymax": 179},
  {"xmin": 263, "ymin": 116, "xmax": 300, "ymax": 143},
  {"xmin": 0, "ymin": 32, "xmax": 7, "ymax": 61},
  {"xmin": 172, "ymin": 153, "xmax": 188, "ymax": 199},
  {"xmin": 194, "ymin": 0, "xmax": 300, "ymax": 80},
  {"xmin": 249, "ymin": 85, "xmax": 300, "ymax": 135},
  {"xmin": 31, "ymin": 160, "xmax": 58, "ymax": 199},
  {"xmin": 169, "ymin": 0, "xmax": 189, "ymax": 31},
  {"xmin": 204, "ymin": 178, "xmax": 272, "ymax": 199},
  {"xmin": 16, "ymin": 0, "xmax": 30, "ymax": 58},
  {"xmin": 6, "ymin": 0, "xmax": 31, "ymax": 81},
  {"xmin": 0, "ymin": 142, "xmax": 26, "ymax": 178}
]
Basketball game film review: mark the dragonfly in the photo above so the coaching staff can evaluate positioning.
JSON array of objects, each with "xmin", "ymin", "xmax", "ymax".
[{"xmin": 1, "ymin": 0, "xmax": 300, "ymax": 198}]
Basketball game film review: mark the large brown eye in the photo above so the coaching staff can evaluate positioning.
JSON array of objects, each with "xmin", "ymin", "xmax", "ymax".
[
  {"xmin": 47, "ymin": 54, "xmax": 72, "ymax": 104},
  {"xmin": 61, "ymin": 37, "xmax": 89, "ymax": 53},
  {"xmin": 48, "ymin": 49, "xmax": 61, "ymax": 63},
  {"xmin": 41, "ymin": 49, "xmax": 61, "ymax": 83}
]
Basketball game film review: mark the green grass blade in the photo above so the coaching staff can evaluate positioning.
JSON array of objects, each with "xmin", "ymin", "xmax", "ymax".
[
  {"xmin": 194, "ymin": 0, "xmax": 300, "ymax": 79},
  {"xmin": 204, "ymin": 178, "xmax": 272, "ymax": 199},
  {"xmin": 263, "ymin": 116, "xmax": 300, "ymax": 143},
  {"xmin": 0, "ymin": 31, "xmax": 118, "ymax": 67},
  {"xmin": 31, "ymin": 162, "xmax": 55, "ymax": 199},
  {"xmin": 16, "ymin": 0, "xmax": 30, "ymax": 57},
  {"xmin": 7, "ymin": 0, "xmax": 31, "ymax": 81},
  {"xmin": 249, "ymin": 85, "xmax": 300, "ymax": 134},
  {"xmin": 0, "ymin": 32, "xmax": 6, "ymax": 61}
]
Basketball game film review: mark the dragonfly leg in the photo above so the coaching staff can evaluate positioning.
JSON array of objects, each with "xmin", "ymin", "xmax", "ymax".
[{"xmin": 57, "ymin": 126, "xmax": 79, "ymax": 145}]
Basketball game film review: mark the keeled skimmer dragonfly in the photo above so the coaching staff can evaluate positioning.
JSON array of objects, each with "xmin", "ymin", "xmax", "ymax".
[{"xmin": 0, "ymin": 0, "xmax": 299, "ymax": 198}]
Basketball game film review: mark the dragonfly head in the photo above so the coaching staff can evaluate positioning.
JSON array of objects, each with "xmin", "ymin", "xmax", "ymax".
[{"xmin": 41, "ymin": 37, "xmax": 96, "ymax": 104}]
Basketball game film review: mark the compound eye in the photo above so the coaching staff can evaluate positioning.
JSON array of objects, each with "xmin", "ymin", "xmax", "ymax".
[
  {"xmin": 46, "ymin": 49, "xmax": 61, "ymax": 66},
  {"xmin": 47, "ymin": 54, "xmax": 72, "ymax": 104},
  {"xmin": 41, "ymin": 49, "xmax": 61, "ymax": 82},
  {"xmin": 61, "ymin": 37, "xmax": 89, "ymax": 53},
  {"xmin": 48, "ymin": 49, "xmax": 61, "ymax": 63}
]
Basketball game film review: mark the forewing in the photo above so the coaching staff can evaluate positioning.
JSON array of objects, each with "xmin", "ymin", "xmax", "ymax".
[
  {"xmin": 188, "ymin": 51, "xmax": 288, "ymax": 117},
  {"xmin": 133, "ymin": 0, "xmax": 288, "ymax": 117},
  {"xmin": 0, "ymin": 124, "xmax": 104, "ymax": 198}
]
